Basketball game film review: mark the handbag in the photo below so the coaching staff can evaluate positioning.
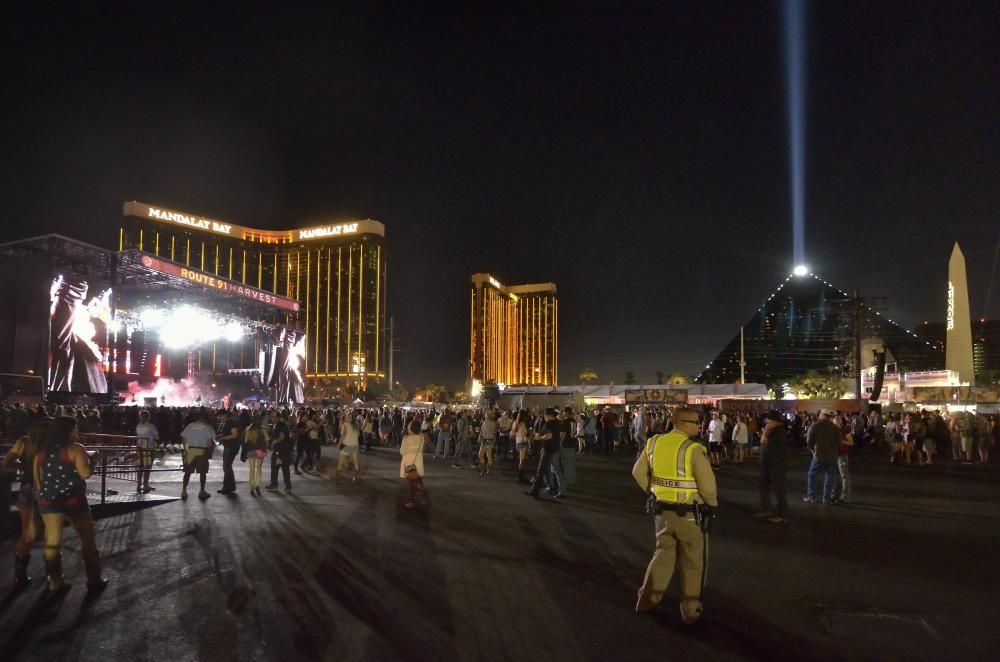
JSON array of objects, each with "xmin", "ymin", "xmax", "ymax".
[
  {"xmin": 403, "ymin": 451, "xmax": 419, "ymax": 480},
  {"xmin": 255, "ymin": 448, "xmax": 267, "ymax": 459}
]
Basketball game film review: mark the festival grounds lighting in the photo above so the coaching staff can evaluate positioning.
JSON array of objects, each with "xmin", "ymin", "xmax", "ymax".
[
  {"xmin": 129, "ymin": 305, "xmax": 248, "ymax": 349},
  {"xmin": 793, "ymin": 264, "xmax": 809, "ymax": 276}
]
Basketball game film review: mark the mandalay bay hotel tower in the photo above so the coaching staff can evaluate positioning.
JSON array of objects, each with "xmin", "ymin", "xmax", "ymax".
[
  {"xmin": 120, "ymin": 202, "xmax": 387, "ymax": 397},
  {"xmin": 470, "ymin": 273, "xmax": 557, "ymax": 389}
]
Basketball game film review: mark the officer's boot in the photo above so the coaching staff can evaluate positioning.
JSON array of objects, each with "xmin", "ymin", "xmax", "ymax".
[
  {"xmin": 14, "ymin": 553, "xmax": 31, "ymax": 588},
  {"xmin": 45, "ymin": 553, "xmax": 68, "ymax": 592}
]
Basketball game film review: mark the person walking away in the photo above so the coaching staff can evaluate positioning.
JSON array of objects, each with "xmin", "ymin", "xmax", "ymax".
[
  {"xmin": 557, "ymin": 406, "xmax": 577, "ymax": 496},
  {"xmin": 266, "ymin": 412, "xmax": 293, "ymax": 491},
  {"xmin": 601, "ymin": 407, "xmax": 617, "ymax": 455},
  {"xmin": 754, "ymin": 411, "xmax": 789, "ymax": 523},
  {"xmin": 337, "ymin": 414, "xmax": 362, "ymax": 481},
  {"xmin": 524, "ymin": 408, "xmax": 562, "ymax": 499},
  {"xmin": 977, "ymin": 414, "xmax": 993, "ymax": 464},
  {"xmin": 885, "ymin": 414, "xmax": 903, "ymax": 464},
  {"xmin": 803, "ymin": 409, "xmax": 840, "ymax": 504},
  {"xmin": 910, "ymin": 412, "xmax": 928, "ymax": 466},
  {"xmin": 478, "ymin": 411, "xmax": 497, "ymax": 477},
  {"xmin": 3, "ymin": 418, "xmax": 50, "ymax": 588},
  {"xmin": 983, "ymin": 415, "xmax": 998, "ymax": 464},
  {"xmin": 632, "ymin": 408, "xmax": 717, "ymax": 624},
  {"xmin": 706, "ymin": 412, "xmax": 725, "ymax": 468},
  {"xmin": 831, "ymin": 415, "xmax": 854, "ymax": 503},
  {"xmin": 362, "ymin": 414, "xmax": 375, "ymax": 453},
  {"xmin": 575, "ymin": 410, "xmax": 587, "ymax": 454},
  {"xmin": 180, "ymin": 409, "xmax": 216, "ymax": 500},
  {"xmin": 434, "ymin": 410, "xmax": 453, "ymax": 458},
  {"xmin": 134, "ymin": 410, "xmax": 159, "ymax": 493},
  {"xmin": 216, "ymin": 410, "xmax": 241, "ymax": 495},
  {"xmin": 583, "ymin": 411, "xmax": 597, "ymax": 454},
  {"xmin": 452, "ymin": 411, "xmax": 475, "ymax": 468},
  {"xmin": 732, "ymin": 415, "xmax": 748, "ymax": 464},
  {"xmin": 400, "ymin": 421, "xmax": 429, "ymax": 508},
  {"xmin": 33, "ymin": 416, "xmax": 108, "ymax": 592},
  {"xmin": 514, "ymin": 411, "xmax": 530, "ymax": 483},
  {"xmin": 498, "ymin": 410, "xmax": 513, "ymax": 461},
  {"xmin": 242, "ymin": 415, "xmax": 270, "ymax": 496},
  {"xmin": 632, "ymin": 406, "xmax": 647, "ymax": 454}
]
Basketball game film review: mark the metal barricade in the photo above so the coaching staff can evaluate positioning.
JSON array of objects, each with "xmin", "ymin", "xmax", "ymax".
[{"xmin": 82, "ymin": 434, "xmax": 183, "ymax": 504}]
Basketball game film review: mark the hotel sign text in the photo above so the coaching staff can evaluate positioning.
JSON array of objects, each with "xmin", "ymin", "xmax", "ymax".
[
  {"xmin": 147, "ymin": 206, "xmax": 233, "ymax": 235},
  {"xmin": 298, "ymin": 223, "xmax": 360, "ymax": 240}
]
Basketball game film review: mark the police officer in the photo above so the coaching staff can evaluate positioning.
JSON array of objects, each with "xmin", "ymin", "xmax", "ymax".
[{"xmin": 632, "ymin": 407, "xmax": 717, "ymax": 623}]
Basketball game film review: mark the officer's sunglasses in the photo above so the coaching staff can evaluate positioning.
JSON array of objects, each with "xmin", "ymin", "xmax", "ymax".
[{"xmin": 677, "ymin": 418, "xmax": 701, "ymax": 425}]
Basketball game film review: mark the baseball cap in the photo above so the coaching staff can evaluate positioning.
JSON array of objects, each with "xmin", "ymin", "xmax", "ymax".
[
  {"xmin": 764, "ymin": 410, "xmax": 783, "ymax": 422},
  {"xmin": 545, "ymin": 407, "xmax": 558, "ymax": 416},
  {"xmin": 820, "ymin": 408, "xmax": 836, "ymax": 416}
]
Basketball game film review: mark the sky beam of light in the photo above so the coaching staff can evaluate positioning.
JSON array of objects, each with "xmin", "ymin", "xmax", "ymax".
[{"xmin": 782, "ymin": 0, "xmax": 807, "ymax": 266}]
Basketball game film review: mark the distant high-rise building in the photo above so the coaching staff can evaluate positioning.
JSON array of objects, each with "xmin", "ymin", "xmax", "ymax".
[
  {"xmin": 916, "ymin": 319, "xmax": 1000, "ymax": 380},
  {"xmin": 470, "ymin": 273, "xmax": 557, "ymax": 386}
]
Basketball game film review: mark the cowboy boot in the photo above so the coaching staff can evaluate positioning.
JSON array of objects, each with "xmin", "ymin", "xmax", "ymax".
[
  {"xmin": 14, "ymin": 553, "xmax": 31, "ymax": 588},
  {"xmin": 45, "ymin": 553, "xmax": 68, "ymax": 592},
  {"xmin": 83, "ymin": 548, "xmax": 108, "ymax": 592}
]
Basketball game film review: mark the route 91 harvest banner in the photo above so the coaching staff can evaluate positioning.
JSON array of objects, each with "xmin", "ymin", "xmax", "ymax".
[{"xmin": 139, "ymin": 253, "xmax": 300, "ymax": 313}]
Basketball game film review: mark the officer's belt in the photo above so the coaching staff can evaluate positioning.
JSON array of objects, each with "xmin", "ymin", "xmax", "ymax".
[
  {"xmin": 651, "ymin": 477, "xmax": 698, "ymax": 489},
  {"xmin": 654, "ymin": 502, "xmax": 698, "ymax": 514}
]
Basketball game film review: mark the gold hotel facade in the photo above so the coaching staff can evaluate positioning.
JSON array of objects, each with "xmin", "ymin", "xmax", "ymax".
[
  {"xmin": 119, "ymin": 202, "xmax": 387, "ymax": 393},
  {"xmin": 470, "ymin": 273, "xmax": 557, "ymax": 387}
]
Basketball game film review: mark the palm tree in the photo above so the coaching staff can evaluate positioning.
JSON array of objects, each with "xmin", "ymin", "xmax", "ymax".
[
  {"xmin": 666, "ymin": 372, "xmax": 689, "ymax": 385},
  {"xmin": 624, "ymin": 371, "xmax": 636, "ymax": 385},
  {"xmin": 578, "ymin": 368, "xmax": 598, "ymax": 384},
  {"xmin": 655, "ymin": 370, "xmax": 665, "ymax": 385}
]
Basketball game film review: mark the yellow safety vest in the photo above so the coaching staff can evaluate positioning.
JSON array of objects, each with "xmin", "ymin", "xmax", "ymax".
[{"xmin": 646, "ymin": 430, "xmax": 703, "ymax": 504}]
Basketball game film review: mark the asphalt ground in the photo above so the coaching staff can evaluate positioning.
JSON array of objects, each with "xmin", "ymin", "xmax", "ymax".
[{"xmin": 0, "ymin": 443, "xmax": 997, "ymax": 661}]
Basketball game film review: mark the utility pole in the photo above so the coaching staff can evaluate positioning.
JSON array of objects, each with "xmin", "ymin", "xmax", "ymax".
[
  {"xmin": 388, "ymin": 317, "xmax": 394, "ymax": 389},
  {"xmin": 854, "ymin": 290, "xmax": 862, "ymax": 414},
  {"xmin": 740, "ymin": 326, "xmax": 746, "ymax": 385}
]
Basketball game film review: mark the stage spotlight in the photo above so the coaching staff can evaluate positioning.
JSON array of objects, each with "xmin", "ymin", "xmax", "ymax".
[{"xmin": 793, "ymin": 264, "xmax": 808, "ymax": 276}]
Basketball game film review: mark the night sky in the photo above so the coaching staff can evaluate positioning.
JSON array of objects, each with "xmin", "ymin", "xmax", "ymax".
[{"xmin": 2, "ymin": 2, "xmax": 998, "ymax": 389}]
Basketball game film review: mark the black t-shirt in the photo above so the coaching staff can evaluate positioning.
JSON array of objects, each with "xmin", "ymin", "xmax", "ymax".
[
  {"xmin": 271, "ymin": 421, "xmax": 290, "ymax": 451},
  {"xmin": 543, "ymin": 419, "xmax": 562, "ymax": 453},
  {"xmin": 560, "ymin": 419, "xmax": 575, "ymax": 449},
  {"xmin": 761, "ymin": 424, "xmax": 788, "ymax": 462},
  {"xmin": 219, "ymin": 419, "xmax": 240, "ymax": 447}
]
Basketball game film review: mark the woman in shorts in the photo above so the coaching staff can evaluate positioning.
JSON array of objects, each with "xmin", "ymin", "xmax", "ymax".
[
  {"xmin": 242, "ymin": 415, "xmax": 270, "ymax": 496},
  {"xmin": 885, "ymin": 414, "xmax": 903, "ymax": 464},
  {"xmin": 478, "ymin": 411, "xmax": 497, "ymax": 477},
  {"xmin": 901, "ymin": 414, "xmax": 913, "ymax": 465},
  {"xmin": 400, "ymin": 421, "xmax": 428, "ymax": 508},
  {"xmin": 978, "ymin": 415, "xmax": 994, "ymax": 464},
  {"xmin": 337, "ymin": 413, "xmax": 361, "ymax": 481},
  {"xmin": 2, "ymin": 418, "xmax": 50, "ymax": 588},
  {"xmin": 34, "ymin": 416, "xmax": 107, "ymax": 592},
  {"xmin": 514, "ymin": 411, "xmax": 530, "ymax": 484}
]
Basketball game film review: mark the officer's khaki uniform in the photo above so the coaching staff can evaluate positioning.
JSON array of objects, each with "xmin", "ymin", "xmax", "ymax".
[{"xmin": 632, "ymin": 431, "xmax": 717, "ymax": 619}]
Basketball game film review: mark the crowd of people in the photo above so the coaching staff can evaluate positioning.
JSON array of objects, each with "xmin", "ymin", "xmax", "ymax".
[{"xmin": 2, "ymin": 398, "xmax": 997, "ymax": 599}]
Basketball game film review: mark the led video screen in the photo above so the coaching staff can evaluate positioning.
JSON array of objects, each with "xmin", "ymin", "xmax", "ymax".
[{"xmin": 48, "ymin": 274, "xmax": 111, "ymax": 393}]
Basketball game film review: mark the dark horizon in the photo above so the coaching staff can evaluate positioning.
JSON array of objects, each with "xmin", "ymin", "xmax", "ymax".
[{"xmin": 3, "ymin": 2, "xmax": 998, "ymax": 390}]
